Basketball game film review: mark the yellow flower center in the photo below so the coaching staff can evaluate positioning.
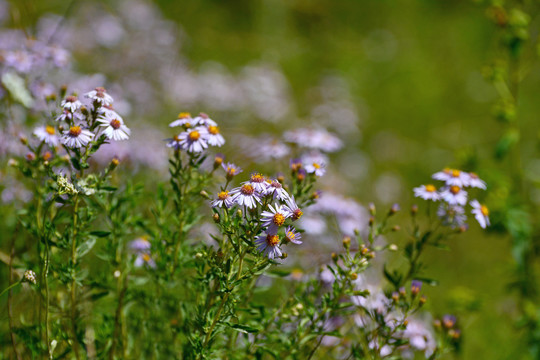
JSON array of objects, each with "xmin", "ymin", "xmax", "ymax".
[
  {"xmin": 142, "ymin": 253, "xmax": 151, "ymax": 262},
  {"xmin": 480, "ymin": 205, "xmax": 489, "ymax": 216},
  {"xmin": 45, "ymin": 125, "xmax": 55, "ymax": 135},
  {"xmin": 173, "ymin": 135, "xmax": 180, "ymax": 141},
  {"xmin": 287, "ymin": 231, "xmax": 296, "ymax": 241},
  {"xmin": 110, "ymin": 119, "xmax": 121, "ymax": 129},
  {"xmin": 425, "ymin": 184, "xmax": 436, "ymax": 192},
  {"xmin": 178, "ymin": 112, "xmax": 191, "ymax": 118},
  {"xmin": 451, "ymin": 170, "xmax": 461, "ymax": 177},
  {"xmin": 267, "ymin": 234, "xmax": 280, "ymax": 246},
  {"xmin": 208, "ymin": 125, "xmax": 220, "ymax": 135},
  {"xmin": 218, "ymin": 191, "xmax": 229, "ymax": 200},
  {"xmin": 227, "ymin": 167, "xmax": 236, "ymax": 175},
  {"xmin": 449, "ymin": 186, "xmax": 460, "ymax": 195},
  {"xmin": 273, "ymin": 213, "xmax": 285, "ymax": 226},
  {"xmin": 251, "ymin": 173, "xmax": 265, "ymax": 183},
  {"xmin": 240, "ymin": 184, "xmax": 254, "ymax": 195},
  {"xmin": 188, "ymin": 130, "xmax": 200, "ymax": 141},
  {"xmin": 313, "ymin": 163, "xmax": 321, "ymax": 169},
  {"xmin": 69, "ymin": 126, "xmax": 82, "ymax": 136},
  {"xmin": 293, "ymin": 209, "xmax": 303, "ymax": 220}
]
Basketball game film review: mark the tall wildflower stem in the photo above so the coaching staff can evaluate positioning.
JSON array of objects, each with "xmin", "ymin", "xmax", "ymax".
[
  {"xmin": 8, "ymin": 230, "xmax": 21, "ymax": 360},
  {"xmin": 70, "ymin": 195, "xmax": 81, "ymax": 360}
]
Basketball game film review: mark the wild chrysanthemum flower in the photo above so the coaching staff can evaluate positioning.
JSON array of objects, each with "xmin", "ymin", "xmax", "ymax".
[
  {"xmin": 130, "ymin": 237, "xmax": 151, "ymax": 252},
  {"xmin": 284, "ymin": 196, "xmax": 303, "ymax": 221},
  {"xmin": 97, "ymin": 104, "xmax": 122, "ymax": 120},
  {"xmin": 166, "ymin": 134, "xmax": 183, "ymax": 150},
  {"xmin": 34, "ymin": 125, "xmax": 59, "ymax": 146},
  {"xmin": 169, "ymin": 112, "xmax": 193, "ymax": 128},
  {"xmin": 433, "ymin": 168, "xmax": 468, "ymax": 187},
  {"xmin": 193, "ymin": 112, "xmax": 218, "ymax": 127},
  {"xmin": 470, "ymin": 200, "xmax": 490, "ymax": 228},
  {"xmin": 222, "ymin": 162, "xmax": 242, "ymax": 179},
  {"xmin": 283, "ymin": 127, "xmax": 343, "ymax": 152},
  {"xmin": 264, "ymin": 179, "xmax": 289, "ymax": 200},
  {"xmin": 84, "ymin": 87, "xmax": 114, "ymax": 106},
  {"xmin": 255, "ymin": 232, "xmax": 282, "ymax": 259},
  {"xmin": 284, "ymin": 225, "xmax": 302, "ymax": 244},
  {"xmin": 467, "ymin": 172, "xmax": 487, "ymax": 189},
  {"xmin": 206, "ymin": 124, "xmax": 225, "ymax": 146},
  {"xmin": 230, "ymin": 184, "xmax": 261, "ymax": 209},
  {"xmin": 179, "ymin": 127, "xmax": 209, "ymax": 153},
  {"xmin": 62, "ymin": 125, "xmax": 94, "ymax": 148},
  {"xmin": 97, "ymin": 114, "xmax": 130, "ymax": 141},
  {"xmin": 261, "ymin": 203, "xmax": 291, "ymax": 233},
  {"xmin": 437, "ymin": 204, "xmax": 466, "ymax": 228},
  {"xmin": 55, "ymin": 108, "xmax": 83, "ymax": 122},
  {"xmin": 290, "ymin": 158, "xmax": 302, "ymax": 172},
  {"xmin": 440, "ymin": 186, "xmax": 467, "ymax": 206},
  {"xmin": 413, "ymin": 184, "xmax": 439, "ymax": 201},
  {"xmin": 134, "ymin": 253, "xmax": 156, "ymax": 268},
  {"xmin": 61, "ymin": 95, "xmax": 82, "ymax": 113},
  {"xmin": 211, "ymin": 190, "xmax": 234, "ymax": 208},
  {"xmin": 246, "ymin": 173, "xmax": 268, "ymax": 192},
  {"xmin": 304, "ymin": 158, "xmax": 326, "ymax": 177}
]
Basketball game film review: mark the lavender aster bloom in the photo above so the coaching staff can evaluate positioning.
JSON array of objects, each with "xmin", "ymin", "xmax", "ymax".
[{"xmin": 255, "ymin": 232, "xmax": 282, "ymax": 259}]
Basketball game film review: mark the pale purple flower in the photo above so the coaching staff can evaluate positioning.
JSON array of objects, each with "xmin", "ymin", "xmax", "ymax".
[
  {"xmin": 84, "ymin": 87, "xmax": 114, "ymax": 106},
  {"xmin": 284, "ymin": 226, "xmax": 302, "ymax": 244},
  {"xmin": 193, "ymin": 112, "xmax": 218, "ymax": 127},
  {"xmin": 34, "ymin": 125, "xmax": 59, "ymax": 146},
  {"xmin": 230, "ymin": 183, "xmax": 261, "ymax": 209},
  {"xmin": 432, "ymin": 168, "xmax": 469, "ymax": 187},
  {"xmin": 244, "ymin": 173, "xmax": 268, "ymax": 193},
  {"xmin": 470, "ymin": 199, "xmax": 490, "ymax": 228},
  {"xmin": 222, "ymin": 162, "xmax": 242, "ymax": 178},
  {"xmin": 413, "ymin": 184, "xmax": 439, "ymax": 201},
  {"xmin": 97, "ymin": 113, "xmax": 130, "ymax": 141},
  {"xmin": 169, "ymin": 112, "xmax": 194, "ymax": 128},
  {"xmin": 466, "ymin": 172, "xmax": 487, "ymax": 190},
  {"xmin": 264, "ymin": 179, "xmax": 289, "ymax": 200},
  {"xmin": 62, "ymin": 125, "xmax": 94, "ymax": 148},
  {"xmin": 261, "ymin": 203, "xmax": 291, "ymax": 233},
  {"xmin": 440, "ymin": 186, "xmax": 467, "ymax": 206},
  {"xmin": 166, "ymin": 134, "xmax": 182, "ymax": 150},
  {"xmin": 255, "ymin": 232, "xmax": 282, "ymax": 259},
  {"xmin": 437, "ymin": 204, "xmax": 466, "ymax": 228},
  {"xmin": 206, "ymin": 124, "xmax": 225, "ymax": 146},
  {"xmin": 211, "ymin": 190, "xmax": 234, "ymax": 208},
  {"xmin": 178, "ymin": 127, "xmax": 208, "ymax": 153},
  {"xmin": 61, "ymin": 95, "xmax": 82, "ymax": 113}
]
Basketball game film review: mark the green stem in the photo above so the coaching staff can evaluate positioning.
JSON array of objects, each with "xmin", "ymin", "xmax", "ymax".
[{"xmin": 71, "ymin": 196, "xmax": 81, "ymax": 360}]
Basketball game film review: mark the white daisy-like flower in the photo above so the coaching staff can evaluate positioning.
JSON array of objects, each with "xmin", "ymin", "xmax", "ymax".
[
  {"xmin": 255, "ymin": 232, "xmax": 282, "ymax": 259},
  {"xmin": 61, "ymin": 95, "xmax": 82, "ymax": 113},
  {"xmin": 440, "ymin": 186, "xmax": 467, "ymax": 206},
  {"xmin": 470, "ymin": 200, "xmax": 490, "ymax": 228},
  {"xmin": 433, "ymin": 168, "xmax": 469, "ymax": 187},
  {"xmin": 169, "ymin": 112, "xmax": 194, "ymax": 128},
  {"xmin": 134, "ymin": 253, "xmax": 156, "ymax": 268},
  {"xmin": 261, "ymin": 203, "xmax": 291, "ymax": 233},
  {"xmin": 264, "ymin": 179, "xmax": 289, "ymax": 200},
  {"xmin": 193, "ymin": 112, "xmax": 218, "ymax": 127},
  {"xmin": 284, "ymin": 226, "xmax": 302, "ymax": 244},
  {"xmin": 62, "ymin": 125, "xmax": 94, "ymax": 148},
  {"xmin": 211, "ymin": 190, "xmax": 234, "ymax": 208},
  {"xmin": 467, "ymin": 172, "xmax": 487, "ymax": 190},
  {"xmin": 97, "ymin": 105, "xmax": 122, "ymax": 120},
  {"xmin": 437, "ymin": 204, "xmax": 467, "ymax": 228},
  {"xmin": 304, "ymin": 159, "xmax": 326, "ymax": 177},
  {"xmin": 55, "ymin": 108, "xmax": 83, "ymax": 123},
  {"xmin": 97, "ymin": 115, "xmax": 130, "ymax": 141},
  {"xmin": 283, "ymin": 127, "xmax": 343, "ymax": 152},
  {"xmin": 34, "ymin": 125, "xmax": 59, "ymax": 146},
  {"xmin": 222, "ymin": 162, "xmax": 243, "ymax": 179},
  {"xmin": 178, "ymin": 127, "xmax": 209, "ymax": 153},
  {"xmin": 244, "ymin": 173, "xmax": 268, "ymax": 193},
  {"xmin": 206, "ymin": 124, "xmax": 225, "ymax": 146},
  {"xmin": 230, "ymin": 183, "xmax": 261, "ymax": 209},
  {"xmin": 166, "ymin": 134, "xmax": 183, "ymax": 150},
  {"xmin": 84, "ymin": 87, "xmax": 114, "ymax": 106},
  {"xmin": 413, "ymin": 184, "xmax": 440, "ymax": 201},
  {"xmin": 284, "ymin": 196, "xmax": 304, "ymax": 221}
]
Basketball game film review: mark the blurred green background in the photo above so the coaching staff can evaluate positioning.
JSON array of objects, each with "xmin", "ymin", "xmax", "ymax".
[{"xmin": 7, "ymin": 0, "xmax": 540, "ymax": 358}]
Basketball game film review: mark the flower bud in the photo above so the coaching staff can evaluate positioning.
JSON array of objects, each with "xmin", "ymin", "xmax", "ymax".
[
  {"xmin": 19, "ymin": 136, "xmax": 28, "ymax": 145},
  {"xmin": 389, "ymin": 203, "xmax": 400, "ymax": 216},
  {"xmin": 388, "ymin": 244, "xmax": 398, "ymax": 251},
  {"xmin": 419, "ymin": 295, "xmax": 427, "ymax": 306},
  {"xmin": 25, "ymin": 152, "xmax": 35, "ymax": 161},
  {"xmin": 213, "ymin": 213, "xmax": 220, "ymax": 223},
  {"xmin": 213, "ymin": 153, "xmax": 224, "ymax": 169},
  {"xmin": 342, "ymin": 236, "xmax": 351, "ymax": 249},
  {"xmin": 411, "ymin": 280, "xmax": 422, "ymax": 297},
  {"xmin": 200, "ymin": 190, "xmax": 210, "ymax": 199},
  {"xmin": 281, "ymin": 252, "xmax": 288, "ymax": 259},
  {"xmin": 368, "ymin": 202, "xmax": 376, "ymax": 215},
  {"xmin": 391, "ymin": 225, "xmax": 400, "ymax": 232},
  {"xmin": 276, "ymin": 172, "xmax": 285, "ymax": 183},
  {"xmin": 399, "ymin": 287, "xmax": 406, "ymax": 297},
  {"xmin": 331, "ymin": 252, "xmax": 338, "ymax": 261},
  {"xmin": 350, "ymin": 272, "xmax": 358, "ymax": 280},
  {"xmin": 411, "ymin": 204, "xmax": 418, "ymax": 215},
  {"xmin": 392, "ymin": 292, "xmax": 399, "ymax": 302}
]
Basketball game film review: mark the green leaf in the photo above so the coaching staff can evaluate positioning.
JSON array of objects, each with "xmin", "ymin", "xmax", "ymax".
[
  {"xmin": 77, "ymin": 238, "xmax": 96, "ymax": 257},
  {"xmin": 90, "ymin": 231, "xmax": 111, "ymax": 238},
  {"xmin": 2, "ymin": 71, "xmax": 34, "ymax": 107},
  {"xmin": 226, "ymin": 323, "xmax": 259, "ymax": 334}
]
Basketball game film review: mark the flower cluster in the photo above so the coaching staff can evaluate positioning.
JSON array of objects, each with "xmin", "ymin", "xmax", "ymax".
[
  {"xmin": 167, "ymin": 112, "xmax": 224, "ymax": 152},
  {"xmin": 212, "ymin": 170, "xmax": 304, "ymax": 260},
  {"xmin": 413, "ymin": 168, "xmax": 489, "ymax": 229},
  {"xmin": 32, "ymin": 87, "xmax": 129, "ymax": 152}
]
